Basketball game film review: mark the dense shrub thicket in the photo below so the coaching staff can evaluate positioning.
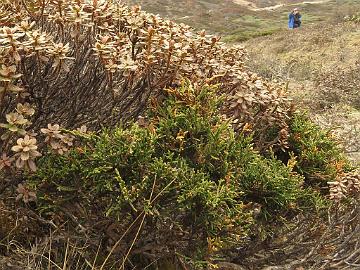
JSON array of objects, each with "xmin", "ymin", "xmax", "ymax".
[
  {"xmin": 0, "ymin": 0, "xmax": 358, "ymax": 269},
  {"xmin": 288, "ymin": 113, "xmax": 349, "ymax": 184},
  {"xmin": 286, "ymin": 113, "xmax": 359, "ymax": 201},
  {"xmin": 29, "ymin": 84, "xmax": 324, "ymax": 268},
  {"xmin": 0, "ymin": 0, "xmax": 292, "ymax": 178}
]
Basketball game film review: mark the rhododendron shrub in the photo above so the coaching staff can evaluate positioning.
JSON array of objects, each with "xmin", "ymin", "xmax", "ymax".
[{"xmin": 0, "ymin": 0, "xmax": 292, "ymax": 178}]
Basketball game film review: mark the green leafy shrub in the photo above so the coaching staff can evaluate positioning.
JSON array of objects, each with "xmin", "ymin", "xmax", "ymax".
[
  {"xmin": 287, "ymin": 112, "xmax": 350, "ymax": 190},
  {"xmin": 150, "ymin": 83, "xmax": 320, "ymax": 216},
  {"xmin": 29, "ymin": 84, "xmax": 323, "ymax": 269}
]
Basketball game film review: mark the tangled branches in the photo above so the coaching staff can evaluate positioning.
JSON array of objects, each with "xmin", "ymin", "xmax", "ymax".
[
  {"xmin": 231, "ymin": 199, "xmax": 360, "ymax": 269},
  {"xmin": 0, "ymin": 0, "xmax": 292, "ymax": 179}
]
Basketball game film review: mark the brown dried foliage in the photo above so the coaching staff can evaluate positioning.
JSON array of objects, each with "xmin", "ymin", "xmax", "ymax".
[{"xmin": 0, "ymin": 0, "xmax": 294, "ymax": 178}]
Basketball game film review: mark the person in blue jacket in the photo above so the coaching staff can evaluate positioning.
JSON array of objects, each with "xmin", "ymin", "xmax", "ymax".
[{"xmin": 288, "ymin": 8, "xmax": 302, "ymax": 29}]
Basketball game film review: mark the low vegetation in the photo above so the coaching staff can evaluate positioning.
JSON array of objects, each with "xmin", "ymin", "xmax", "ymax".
[
  {"xmin": 0, "ymin": 0, "xmax": 359, "ymax": 269},
  {"xmin": 27, "ymin": 84, "xmax": 326, "ymax": 268},
  {"xmin": 245, "ymin": 19, "xmax": 360, "ymax": 166}
]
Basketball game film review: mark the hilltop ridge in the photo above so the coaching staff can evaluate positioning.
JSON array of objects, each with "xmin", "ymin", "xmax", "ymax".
[
  {"xmin": 127, "ymin": 0, "xmax": 360, "ymax": 41},
  {"xmin": 232, "ymin": 0, "xmax": 332, "ymax": 11}
]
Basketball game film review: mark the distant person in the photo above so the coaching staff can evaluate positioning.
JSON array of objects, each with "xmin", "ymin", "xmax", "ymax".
[{"xmin": 288, "ymin": 8, "xmax": 302, "ymax": 29}]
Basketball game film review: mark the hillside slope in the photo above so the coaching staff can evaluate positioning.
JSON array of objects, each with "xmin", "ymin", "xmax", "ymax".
[
  {"xmin": 127, "ymin": 0, "xmax": 360, "ymax": 41},
  {"xmin": 245, "ymin": 22, "xmax": 360, "ymax": 163}
]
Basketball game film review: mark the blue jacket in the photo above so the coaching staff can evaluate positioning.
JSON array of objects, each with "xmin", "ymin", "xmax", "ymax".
[{"xmin": 288, "ymin": 13, "xmax": 302, "ymax": 29}]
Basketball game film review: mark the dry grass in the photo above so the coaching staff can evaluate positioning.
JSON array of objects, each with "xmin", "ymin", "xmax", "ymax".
[
  {"xmin": 3, "ymin": 200, "xmax": 360, "ymax": 270},
  {"xmin": 245, "ymin": 22, "xmax": 360, "ymax": 80},
  {"xmin": 245, "ymin": 21, "xmax": 360, "ymax": 165}
]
